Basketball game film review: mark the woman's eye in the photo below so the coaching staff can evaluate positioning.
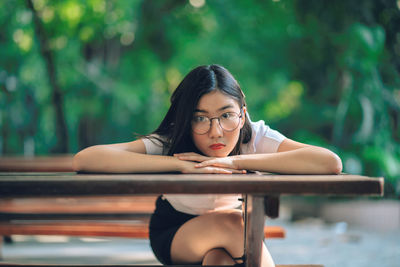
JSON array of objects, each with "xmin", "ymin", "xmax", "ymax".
[
  {"xmin": 193, "ymin": 116, "xmax": 207, "ymax": 122},
  {"xmin": 221, "ymin": 113, "xmax": 232, "ymax": 119}
]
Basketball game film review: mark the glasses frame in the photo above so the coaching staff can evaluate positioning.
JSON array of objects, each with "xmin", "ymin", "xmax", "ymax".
[{"xmin": 192, "ymin": 109, "xmax": 243, "ymax": 135}]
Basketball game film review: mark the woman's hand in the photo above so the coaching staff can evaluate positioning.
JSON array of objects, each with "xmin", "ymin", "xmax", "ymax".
[
  {"xmin": 174, "ymin": 153, "xmax": 245, "ymax": 174},
  {"xmin": 174, "ymin": 152, "xmax": 215, "ymax": 163}
]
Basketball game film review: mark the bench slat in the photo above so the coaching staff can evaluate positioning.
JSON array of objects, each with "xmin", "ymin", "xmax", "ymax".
[
  {"xmin": 0, "ymin": 195, "xmax": 286, "ymax": 239},
  {"xmin": 0, "ymin": 222, "xmax": 285, "ymax": 239},
  {"xmin": 0, "ymin": 196, "xmax": 157, "ymax": 214},
  {"xmin": 0, "ymin": 222, "xmax": 150, "ymax": 238}
]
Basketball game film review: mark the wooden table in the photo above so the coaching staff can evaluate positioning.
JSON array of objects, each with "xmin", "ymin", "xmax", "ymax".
[{"xmin": 0, "ymin": 172, "xmax": 384, "ymax": 267}]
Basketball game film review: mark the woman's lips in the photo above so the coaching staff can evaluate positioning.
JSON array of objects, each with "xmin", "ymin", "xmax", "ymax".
[{"xmin": 209, "ymin": 143, "xmax": 225, "ymax": 150}]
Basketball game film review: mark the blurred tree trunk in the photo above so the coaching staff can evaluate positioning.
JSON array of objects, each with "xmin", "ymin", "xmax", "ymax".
[
  {"xmin": 135, "ymin": 0, "xmax": 186, "ymax": 61},
  {"xmin": 0, "ymin": 86, "xmax": 10, "ymax": 154},
  {"xmin": 26, "ymin": 0, "xmax": 68, "ymax": 153},
  {"xmin": 76, "ymin": 0, "xmax": 185, "ymax": 149}
]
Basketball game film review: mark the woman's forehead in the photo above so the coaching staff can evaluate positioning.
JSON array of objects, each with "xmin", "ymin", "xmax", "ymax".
[{"xmin": 196, "ymin": 90, "xmax": 240, "ymax": 112}]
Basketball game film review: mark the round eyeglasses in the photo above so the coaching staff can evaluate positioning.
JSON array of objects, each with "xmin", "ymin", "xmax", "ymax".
[{"xmin": 192, "ymin": 111, "xmax": 243, "ymax": 135}]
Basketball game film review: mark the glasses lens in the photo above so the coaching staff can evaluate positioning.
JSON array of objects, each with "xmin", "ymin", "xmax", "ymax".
[
  {"xmin": 220, "ymin": 113, "xmax": 240, "ymax": 131},
  {"xmin": 192, "ymin": 116, "xmax": 210, "ymax": 134},
  {"xmin": 192, "ymin": 112, "xmax": 241, "ymax": 134}
]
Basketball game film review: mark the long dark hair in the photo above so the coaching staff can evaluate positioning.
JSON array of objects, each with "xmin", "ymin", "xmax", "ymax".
[{"xmin": 150, "ymin": 64, "xmax": 252, "ymax": 156}]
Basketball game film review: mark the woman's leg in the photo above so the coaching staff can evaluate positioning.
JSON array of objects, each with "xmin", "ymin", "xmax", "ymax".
[
  {"xmin": 262, "ymin": 242, "xmax": 275, "ymax": 267},
  {"xmin": 170, "ymin": 209, "xmax": 243, "ymax": 264},
  {"xmin": 170, "ymin": 209, "xmax": 275, "ymax": 266},
  {"xmin": 202, "ymin": 241, "xmax": 274, "ymax": 266}
]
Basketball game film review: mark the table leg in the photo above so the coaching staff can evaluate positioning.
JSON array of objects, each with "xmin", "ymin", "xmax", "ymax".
[
  {"xmin": 245, "ymin": 195, "xmax": 265, "ymax": 267},
  {"xmin": 264, "ymin": 195, "xmax": 280, "ymax": 219}
]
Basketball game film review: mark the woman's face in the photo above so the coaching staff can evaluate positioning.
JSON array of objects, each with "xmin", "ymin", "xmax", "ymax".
[{"xmin": 191, "ymin": 90, "xmax": 245, "ymax": 157}]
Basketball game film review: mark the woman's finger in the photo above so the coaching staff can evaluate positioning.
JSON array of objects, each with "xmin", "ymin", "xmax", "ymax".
[
  {"xmin": 195, "ymin": 160, "xmax": 233, "ymax": 169},
  {"xmin": 230, "ymin": 169, "xmax": 247, "ymax": 174},
  {"xmin": 195, "ymin": 160, "xmax": 217, "ymax": 168},
  {"xmin": 200, "ymin": 166, "xmax": 246, "ymax": 174},
  {"xmin": 208, "ymin": 168, "xmax": 232, "ymax": 174},
  {"xmin": 204, "ymin": 167, "xmax": 235, "ymax": 174}
]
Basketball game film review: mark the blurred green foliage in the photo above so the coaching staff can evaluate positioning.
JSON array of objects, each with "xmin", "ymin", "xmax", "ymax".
[{"xmin": 1, "ymin": 0, "xmax": 399, "ymax": 196}]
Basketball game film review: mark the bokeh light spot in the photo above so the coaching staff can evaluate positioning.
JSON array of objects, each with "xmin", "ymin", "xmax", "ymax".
[{"xmin": 189, "ymin": 0, "xmax": 205, "ymax": 8}]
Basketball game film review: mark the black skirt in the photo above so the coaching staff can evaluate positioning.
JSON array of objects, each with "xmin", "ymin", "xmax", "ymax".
[{"xmin": 149, "ymin": 195, "xmax": 198, "ymax": 265}]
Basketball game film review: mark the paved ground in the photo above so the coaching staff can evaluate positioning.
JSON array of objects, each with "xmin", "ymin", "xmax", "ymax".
[
  {"xmin": 1, "ymin": 218, "xmax": 399, "ymax": 266},
  {"xmin": 268, "ymin": 219, "xmax": 400, "ymax": 266}
]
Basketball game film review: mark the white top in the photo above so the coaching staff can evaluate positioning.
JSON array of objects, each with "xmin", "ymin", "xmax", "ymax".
[{"xmin": 142, "ymin": 118, "xmax": 286, "ymax": 215}]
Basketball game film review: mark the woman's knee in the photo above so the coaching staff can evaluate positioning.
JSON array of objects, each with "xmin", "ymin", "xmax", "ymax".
[
  {"xmin": 170, "ymin": 210, "xmax": 244, "ymax": 263},
  {"xmin": 202, "ymin": 248, "xmax": 236, "ymax": 265}
]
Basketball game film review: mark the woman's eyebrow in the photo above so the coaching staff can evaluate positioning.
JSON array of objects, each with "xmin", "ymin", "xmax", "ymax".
[
  {"xmin": 218, "ymin": 104, "xmax": 235, "ymax": 111},
  {"xmin": 194, "ymin": 105, "xmax": 235, "ymax": 113}
]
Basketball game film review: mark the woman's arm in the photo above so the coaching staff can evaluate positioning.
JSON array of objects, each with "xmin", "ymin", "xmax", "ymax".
[
  {"xmin": 234, "ymin": 139, "xmax": 342, "ymax": 174},
  {"xmin": 73, "ymin": 140, "xmax": 181, "ymax": 173},
  {"xmin": 73, "ymin": 140, "xmax": 245, "ymax": 174},
  {"xmin": 177, "ymin": 139, "xmax": 342, "ymax": 175}
]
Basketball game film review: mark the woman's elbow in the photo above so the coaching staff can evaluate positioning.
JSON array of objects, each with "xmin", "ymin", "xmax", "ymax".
[
  {"xmin": 72, "ymin": 151, "xmax": 85, "ymax": 172},
  {"xmin": 72, "ymin": 145, "xmax": 105, "ymax": 172},
  {"xmin": 327, "ymin": 152, "xmax": 343, "ymax": 174}
]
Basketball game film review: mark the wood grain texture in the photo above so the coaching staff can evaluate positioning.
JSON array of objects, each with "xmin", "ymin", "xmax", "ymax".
[
  {"xmin": 0, "ymin": 194, "xmax": 285, "ymax": 239},
  {"xmin": 245, "ymin": 195, "xmax": 265, "ymax": 267},
  {"xmin": 0, "ymin": 196, "xmax": 157, "ymax": 213},
  {"xmin": 0, "ymin": 173, "xmax": 384, "ymax": 197}
]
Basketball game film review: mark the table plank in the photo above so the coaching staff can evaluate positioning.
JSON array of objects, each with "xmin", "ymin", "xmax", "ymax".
[{"xmin": 0, "ymin": 173, "xmax": 384, "ymax": 197}]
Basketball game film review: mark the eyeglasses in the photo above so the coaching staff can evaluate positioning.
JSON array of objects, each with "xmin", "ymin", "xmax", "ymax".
[{"xmin": 192, "ymin": 111, "xmax": 243, "ymax": 135}]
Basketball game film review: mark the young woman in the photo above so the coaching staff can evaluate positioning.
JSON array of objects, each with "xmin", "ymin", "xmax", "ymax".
[{"xmin": 73, "ymin": 65, "xmax": 342, "ymax": 266}]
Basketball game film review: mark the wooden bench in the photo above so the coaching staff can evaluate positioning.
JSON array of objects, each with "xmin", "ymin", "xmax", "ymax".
[
  {"xmin": 0, "ymin": 195, "xmax": 286, "ymax": 266},
  {"xmin": 0, "ymin": 156, "xmax": 285, "ymax": 243},
  {"xmin": 0, "ymin": 195, "xmax": 285, "ymax": 239}
]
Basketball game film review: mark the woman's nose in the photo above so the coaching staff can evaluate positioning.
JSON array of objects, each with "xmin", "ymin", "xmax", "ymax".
[{"xmin": 208, "ymin": 119, "xmax": 223, "ymax": 137}]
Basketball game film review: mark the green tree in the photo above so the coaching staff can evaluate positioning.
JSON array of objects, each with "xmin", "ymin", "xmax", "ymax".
[{"xmin": 1, "ymin": 0, "xmax": 399, "ymax": 195}]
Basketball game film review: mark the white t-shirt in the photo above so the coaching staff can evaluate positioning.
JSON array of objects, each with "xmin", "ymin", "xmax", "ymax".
[{"xmin": 142, "ymin": 118, "xmax": 286, "ymax": 215}]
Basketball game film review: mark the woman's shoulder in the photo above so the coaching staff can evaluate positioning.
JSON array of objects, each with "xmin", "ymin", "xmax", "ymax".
[
  {"xmin": 249, "ymin": 119, "xmax": 285, "ymax": 142},
  {"xmin": 241, "ymin": 118, "xmax": 286, "ymax": 154},
  {"xmin": 141, "ymin": 134, "xmax": 168, "ymax": 155}
]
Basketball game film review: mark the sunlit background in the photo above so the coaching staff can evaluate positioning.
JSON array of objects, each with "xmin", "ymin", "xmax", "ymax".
[{"xmin": 1, "ymin": 0, "xmax": 400, "ymax": 196}]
